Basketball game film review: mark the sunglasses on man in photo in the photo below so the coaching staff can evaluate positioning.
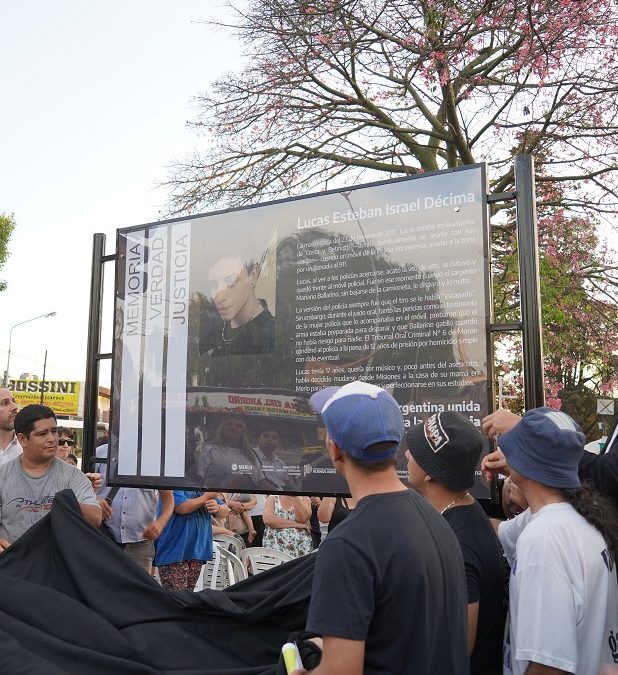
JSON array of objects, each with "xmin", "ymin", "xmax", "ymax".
[{"xmin": 58, "ymin": 439, "xmax": 76, "ymax": 447}]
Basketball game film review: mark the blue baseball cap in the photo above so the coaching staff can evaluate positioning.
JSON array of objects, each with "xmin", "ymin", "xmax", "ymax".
[
  {"xmin": 309, "ymin": 381, "xmax": 404, "ymax": 461},
  {"xmin": 499, "ymin": 407, "xmax": 585, "ymax": 489}
]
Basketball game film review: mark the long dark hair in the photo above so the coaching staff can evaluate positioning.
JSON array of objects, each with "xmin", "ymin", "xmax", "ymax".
[{"xmin": 563, "ymin": 483, "xmax": 618, "ymax": 557}]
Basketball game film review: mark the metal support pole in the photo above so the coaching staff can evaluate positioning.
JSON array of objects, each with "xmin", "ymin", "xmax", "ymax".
[
  {"xmin": 514, "ymin": 155, "xmax": 545, "ymax": 409},
  {"xmin": 4, "ymin": 329, "xmax": 13, "ymax": 387},
  {"xmin": 40, "ymin": 350, "xmax": 47, "ymax": 404},
  {"xmin": 82, "ymin": 234, "xmax": 106, "ymax": 473}
]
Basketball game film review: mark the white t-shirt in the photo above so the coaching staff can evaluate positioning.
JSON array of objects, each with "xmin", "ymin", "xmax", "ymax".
[
  {"xmin": 0, "ymin": 435, "xmax": 22, "ymax": 466},
  {"xmin": 499, "ymin": 502, "xmax": 618, "ymax": 675}
]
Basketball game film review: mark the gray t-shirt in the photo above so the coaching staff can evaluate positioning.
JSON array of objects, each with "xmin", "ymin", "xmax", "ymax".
[{"xmin": 0, "ymin": 456, "xmax": 100, "ymax": 541}]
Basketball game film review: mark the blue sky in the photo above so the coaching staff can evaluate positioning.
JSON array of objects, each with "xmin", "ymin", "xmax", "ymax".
[{"xmin": 0, "ymin": 1, "xmax": 241, "ymax": 384}]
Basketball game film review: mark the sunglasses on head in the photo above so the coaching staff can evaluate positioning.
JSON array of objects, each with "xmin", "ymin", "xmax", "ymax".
[{"xmin": 58, "ymin": 439, "xmax": 75, "ymax": 447}]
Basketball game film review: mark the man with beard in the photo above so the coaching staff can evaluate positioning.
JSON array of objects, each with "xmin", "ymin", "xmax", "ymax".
[{"xmin": 0, "ymin": 388, "xmax": 20, "ymax": 466}]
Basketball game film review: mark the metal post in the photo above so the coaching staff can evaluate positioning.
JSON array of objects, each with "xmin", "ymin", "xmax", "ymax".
[
  {"xmin": 4, "ymin": 329, "xmax": 14, "ymax": 387},
  {"xmin": 4, "ymin": 331, "xmax": 12, "ymax": 387},
  {"xmin": 514, "ymin": 155, "xmax": 545, "ymax": 409},
  {"xmin": 82, "ymin": 234, "xmax": 106, "ymax": 474},
  {"xmin": 40, "ymin": 350, "xmax": 47, "ymax": 404}
]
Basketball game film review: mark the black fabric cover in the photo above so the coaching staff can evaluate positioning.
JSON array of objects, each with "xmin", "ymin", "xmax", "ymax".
[
  {"xmin": 275, "ymin": 631, "xmax": 323, "ymax": 675},
  {"xmin": 0, "ymin": 490, "xmax": 315, "ymax": 674}
]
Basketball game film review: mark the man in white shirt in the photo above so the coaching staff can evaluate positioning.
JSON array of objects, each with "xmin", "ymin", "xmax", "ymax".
[
  {"xmin": 0, "ymin": 388, "xmax": 20, "ymax": 466},
  {"xmin": 95, "ymin": 443, "xmax": 173, "ymax": 574},
  {"xmin": 486, "ymin": 407, "xmax": 618, "ymax": 675}
]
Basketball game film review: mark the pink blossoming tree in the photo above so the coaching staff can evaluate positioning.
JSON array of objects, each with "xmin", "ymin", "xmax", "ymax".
[{"xmin": 168, "ymin": 0, "xmax": 618, "ymax": 431}]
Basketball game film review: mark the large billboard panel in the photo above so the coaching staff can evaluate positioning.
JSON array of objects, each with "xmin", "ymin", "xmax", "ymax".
[{"xmin": 111, "ymin": 165, "xmax": 491, "ymax": 495}]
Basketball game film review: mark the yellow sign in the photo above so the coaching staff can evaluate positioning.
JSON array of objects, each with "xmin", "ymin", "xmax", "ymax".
[{"xmin": 8, "ymin": 380, "xmax": 81, "ymax": 416}]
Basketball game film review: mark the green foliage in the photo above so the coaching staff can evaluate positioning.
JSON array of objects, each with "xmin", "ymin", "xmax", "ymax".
[
  {"xmin": 492, "ymin": 207, "xmax": 618, "ymax": 435},
  {"xmin": 0, "ymin": 213, "xmax": 15, "ymax": 292},
  {"xmin": 559, "ymin": 387, "xmax": 600, "ymax": 439}
]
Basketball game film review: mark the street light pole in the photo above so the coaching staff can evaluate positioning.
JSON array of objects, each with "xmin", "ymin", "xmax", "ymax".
[
  {"xmin": 40, "ymin": 349, "xmax": 48, "ymax": 404},
  {"xmin": 4, "ymin": 312, "xmax": 57, "ymax": 387}
]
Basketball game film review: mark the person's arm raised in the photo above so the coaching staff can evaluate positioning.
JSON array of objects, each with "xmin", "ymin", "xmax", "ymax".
[
  {"xmin": 480, "ymin": 449, "xmax": 509, "ymax": 482},
  {"xmin": 481, "ymin": 409, "xmax": 521, "ymax": 440}
]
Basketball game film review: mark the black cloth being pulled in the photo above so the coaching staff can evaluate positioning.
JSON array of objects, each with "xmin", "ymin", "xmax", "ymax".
[{"xmin": 0, "ymin": 490, "xmax": 315, "ymax": 674}]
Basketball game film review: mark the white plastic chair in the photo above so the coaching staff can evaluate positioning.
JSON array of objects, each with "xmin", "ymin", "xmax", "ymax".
[
  {"xmin": 213, "ymin": 533, "xmax": 245, "ymax": 558},
  {"xmin": 195, "ymin": 543, "xmax": 248, "ymax": 590},
  {"xmin": 240, "ymin": 547, "xmax": 294, "ymax": 575}
]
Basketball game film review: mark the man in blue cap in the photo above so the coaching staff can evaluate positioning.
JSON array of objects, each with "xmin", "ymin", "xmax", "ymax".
[
  {"xmin": 295, "ymin": 381, "xmax": 468, "ymax": 675},
  {"xmin": 489, "ymin": 408, "xmax": 618, "ymax": 675}
]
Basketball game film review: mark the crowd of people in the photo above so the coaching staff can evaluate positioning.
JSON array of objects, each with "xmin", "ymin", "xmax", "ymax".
[{"xmin": 2, "ymin": 381, "xmax": 618, "ymax": 674}]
